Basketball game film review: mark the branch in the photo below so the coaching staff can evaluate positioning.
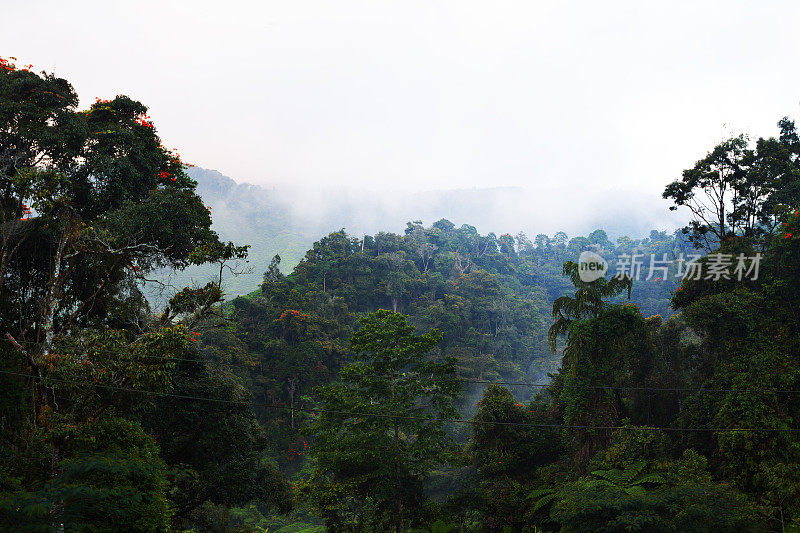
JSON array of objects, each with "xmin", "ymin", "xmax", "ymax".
[{"xmin": 5, "ymin": 332, "xmax": 38, "ymax": 372}]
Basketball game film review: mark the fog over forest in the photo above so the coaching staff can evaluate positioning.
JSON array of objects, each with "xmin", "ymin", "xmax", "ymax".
[
  {"xmin": 173, "ymin": 166, "xmax": 685, "ymax": 297},
  {"xmin": 5, "ymin": 3, "xmax": 800, "ymax": 532}
]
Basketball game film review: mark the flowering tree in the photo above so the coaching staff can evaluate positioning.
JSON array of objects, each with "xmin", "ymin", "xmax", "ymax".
[
  {"xmin": 663, "ymin": 120, "xmax": 800, "ymax": 251},
  {"xmin": 0, "ymin": 58, "xmax": 246, "ymax": 413},
  {"xmin": 0, "ymin": 58, "xmax": 262, "ymax": 530}
]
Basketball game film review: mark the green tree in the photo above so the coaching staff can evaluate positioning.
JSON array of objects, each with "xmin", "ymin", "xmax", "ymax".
[
  {"xmin": 664, "ymin": 121, "xmax": 800, "ymax": 250},
  {"xmin": 1, "ymin": 418, "xmax": 171, "ymax": 532},
  {"xmin": 143, "ymin": 354, "xmax": 292, "ymax": 528},
  {"xmin": 549, "ymin": 450, "xmax": 759, "ymax": 532},
  {"xmin": 663, "ymin": 136, "xmax": 750, "ymax": 250},
  {"xmin": 0, "ymin": 59, "xmax": 238, "ymax": 417},
  {"xmin": 470, "ymin": 385, "xmax": 562, "ymax": 531},
  {"xmin": 304, "ymin": 310, "xmax": 460, "ymax": 532},
  {"xmin": 0, "ymin": 58, "xmax": 282, "ymax": 532},
  {"xmin": 548, "ymin": 261, "xmax": 631, "ymax": 351}
]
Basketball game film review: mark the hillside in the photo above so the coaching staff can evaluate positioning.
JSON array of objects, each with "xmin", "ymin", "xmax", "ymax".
[{"xmin": 160, "ymin": 167, "xmax": 684, "ymax": 301}]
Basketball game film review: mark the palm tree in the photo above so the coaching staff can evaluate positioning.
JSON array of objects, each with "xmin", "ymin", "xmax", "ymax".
[{"xmin": 547, "ymin": 261, "xmax": 632, "ymax": 352}]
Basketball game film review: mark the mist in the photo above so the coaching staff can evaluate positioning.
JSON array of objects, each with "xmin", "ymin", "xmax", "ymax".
[
  {"xmin": 160, "ymin": 166, "xmax": 686, "ymax": 299},
  {"xmin": 3, "ymin": 1, "xmax": 799, "ymax": 197}
]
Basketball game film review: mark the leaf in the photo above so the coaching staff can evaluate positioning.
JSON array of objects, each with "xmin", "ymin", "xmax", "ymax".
[
  {"xmin": 532, "ymin": 492, "xmax": 559, "ymax": 513},
  {"xmin": 625, "ymin": 484, "xmax": 647, "ymax": 496},
  {"xmin": 590, "ymin": 468, "xmax": 620, "ymax": 485},
  {"xmin": 634, "ymin": 473, "xmax": 666, "ymax": 486},
  {"xmin": 527, "ymin": 488, "xmax": 555, "ymax": 499}
]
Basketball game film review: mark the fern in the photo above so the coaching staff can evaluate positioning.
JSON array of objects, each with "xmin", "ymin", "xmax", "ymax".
[
  {"xmin": 528, "ymin": 487, "xmax": 561, "ymax": 513},
  {"xmin": 588, "ymin": 461, "xmax": 665, "ymax": 495}
]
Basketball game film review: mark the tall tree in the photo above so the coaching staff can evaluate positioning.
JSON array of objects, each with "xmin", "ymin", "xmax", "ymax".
[
  {"xmin": 0, "ymin": 57, "xmax": 267, "ymax": 531},
  {"xmin": 663, "ymin": 136, "xmax": 750, "ymax": 250},
  {"xmin": 304, "ymin": 310, "xmax": 460, "ymax": 532},
  {"xmin": 548, "ymin": 260, "xmax": 631, "ymax": 351},
  {"xmin": 665, "ymin": 121, "xmax": 800, "ymax": 250},
  {"xmin": 0, "ymin": 58, "xmax": 245, "ymax": 416}
]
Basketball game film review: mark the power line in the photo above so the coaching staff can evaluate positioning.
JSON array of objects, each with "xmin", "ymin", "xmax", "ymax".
[
  {"xmin": 2, "ymin": 369, "xmax": 799, "ymax": 433},
  {"xmin": 5, "ymin": 344, "xmax": 799, "ymax": 395},
  {"xmin": 451, "ymin": 379, "xmax": 800, "ymax": 395}
]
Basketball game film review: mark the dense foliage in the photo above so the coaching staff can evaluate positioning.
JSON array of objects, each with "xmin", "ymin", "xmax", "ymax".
[
  {"xmin": 0, "ymin": 58, "xmax": 287, "ymax": 532},
  {"xmin": 5, "ymin": 55, "xmax": 800, "ymax": 533},
  {"xmin": 199, "ymin": 118, "xmax": 800, "ymax": 532}
]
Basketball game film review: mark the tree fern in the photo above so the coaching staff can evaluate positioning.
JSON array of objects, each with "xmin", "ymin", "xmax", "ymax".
[
  {"xmin": 588, "ymin": 460, "xmax": 665, "ymax": 495},
  {"xmin": 528, "ymin": 487, "xmax": 561, "ymax": 513}
]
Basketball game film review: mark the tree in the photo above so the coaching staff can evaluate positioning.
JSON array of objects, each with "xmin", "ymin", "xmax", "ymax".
[
  {"xmin": 665, "ymin": 121, "xmax": 800, "ymax": 250},
  {"xmin": 142, "ymin": 354, "xmax": 292, "ymax": 528},
  {"xmin": 469, "ymin": 385, "xmax": 562, "ymax": 531},
  {"xmin": 294, "ymin": 230, "xmax": 360, "ymax": 293},
  {"xmin": 0, "ymin": 58, "xmax": 281, "ymax": 532},
  {"xmin": 663, "ymin": 136, "xmax": 750, "ymax": 250},
  {"xmin": 548, "ymin": 261, "xmax": 631, "ymax": 351},
  {"xmin": 588, "ymin": 229, "xmax": 613, "ymax": 250},
  {"xmin": 549, "ymin": 450, "xmax": 759, "ymax": 532},
  {"xmin": 0, "ymin": 418, "xmax": 171, "ymax": 532},
  {"xmin": 741, "ymin": 118, "xmax": 800, "ymax": 240},
  {"xmin": 304, "ymin": 310, "xmax": 460, "ymax": 532},
  {"xmin": 263, "ymin": 254, "xmax": 284, "ymax": 285},
  {"xmin": 0, "ymin": 59, "xmax": 236, "ymax": 418}
]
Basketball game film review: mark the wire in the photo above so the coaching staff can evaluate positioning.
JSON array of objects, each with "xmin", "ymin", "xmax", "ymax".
[
  {"xmin": 2, "ymin": 369, "xmax": 798, "ymax": 433},
  {"xmin": 5, "ymin": 343, "xmax": 799, "ymax": 395},
  {"xmin": 449, "ymin": 379, "xmax": 800, "ymax": 395}
]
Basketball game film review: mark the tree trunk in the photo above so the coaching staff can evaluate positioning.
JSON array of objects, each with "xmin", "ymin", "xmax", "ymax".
[
  {"xmin": 288, "ymin": 377, "xmax": 298, "ymax": 429},
  {"xmin": 394, "ymin": 424, "xmax": 403, "ymax": 533},
  {"xmin": 391, "ymin": 370, "xmax": 403, "ymax": 533}
]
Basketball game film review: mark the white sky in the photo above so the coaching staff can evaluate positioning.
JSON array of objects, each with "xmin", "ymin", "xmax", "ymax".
[{"xmin": 3, "ymin": 1, "xmax": 800, "ymax": 196}]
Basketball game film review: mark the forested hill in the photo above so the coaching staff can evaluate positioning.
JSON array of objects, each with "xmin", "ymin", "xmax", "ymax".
[
  {"xmin": 198, "ymin": 220, "xmax": 687, "ymax": 465},
  {"xmin": 7, "ymin": 58, "xmax": 800, "ymax": 532},
  {"xmin": 176, "ymin": 167, "xmax": 682, "ymax": 297}
]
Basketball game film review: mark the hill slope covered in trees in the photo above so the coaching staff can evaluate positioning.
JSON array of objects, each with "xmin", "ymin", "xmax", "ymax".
[
  {"xmin": 168, "ymin": 167, "xmax": 684, "ymax": 299},
  {"xmin": 6, "ymin": 56, "xmax": 800, "ymax": 533}
]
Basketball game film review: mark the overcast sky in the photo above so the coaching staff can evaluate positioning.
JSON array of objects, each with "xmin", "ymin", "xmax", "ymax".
[{"xmin": 3, "ymin": 1, "xmax": 800, "ymax": 196}]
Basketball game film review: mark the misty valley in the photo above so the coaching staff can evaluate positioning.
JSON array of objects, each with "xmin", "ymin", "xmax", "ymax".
[{"xmin": 4, "ymin": 10, "xmax": 800, "ymax": 532}]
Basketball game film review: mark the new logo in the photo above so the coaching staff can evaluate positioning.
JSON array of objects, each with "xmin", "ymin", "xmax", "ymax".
[{"xmin": 578, "ymin": 251, "xmax": 608, "ymax": 282}]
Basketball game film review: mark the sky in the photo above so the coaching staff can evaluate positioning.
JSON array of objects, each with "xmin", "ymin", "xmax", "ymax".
[{"xmin": 2, "ymin": 1, "xmax": 800, "ymax": 199}]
